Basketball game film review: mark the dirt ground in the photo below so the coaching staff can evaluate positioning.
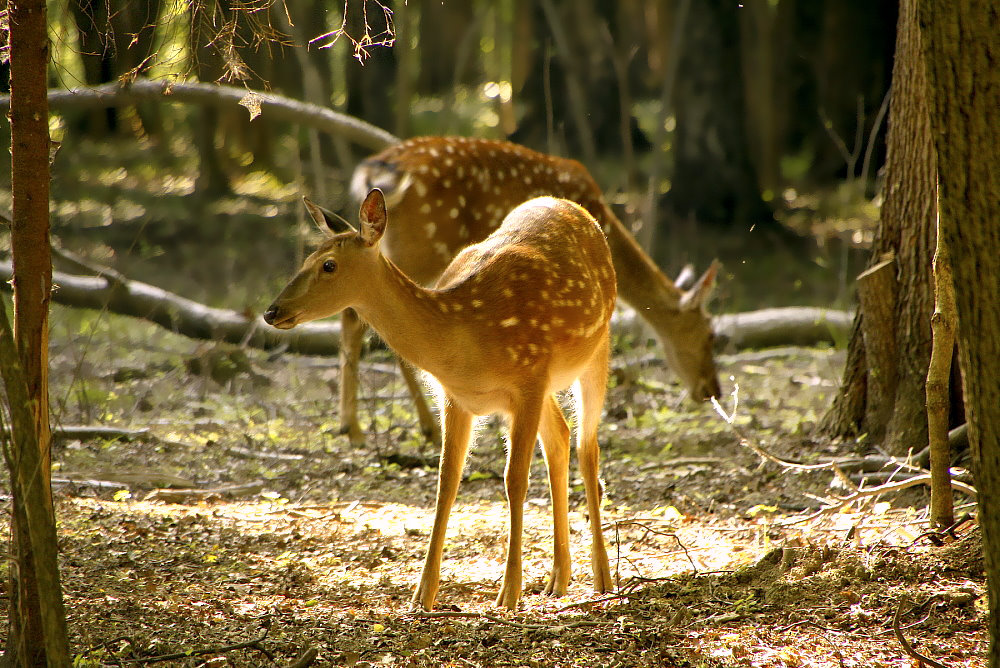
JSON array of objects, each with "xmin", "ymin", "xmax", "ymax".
[{"xmin": 1, "ymin": 306, "xmax": 987, "ymax": 667}]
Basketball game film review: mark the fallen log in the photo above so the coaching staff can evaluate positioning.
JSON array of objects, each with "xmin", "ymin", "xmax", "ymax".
[
  {"xmin": 0, "ymin": 258, "xmax": 342, "ymax": 355},
  {"xmin": 1, "ymin": 260, "xmax": 853, "ymax": 355}
]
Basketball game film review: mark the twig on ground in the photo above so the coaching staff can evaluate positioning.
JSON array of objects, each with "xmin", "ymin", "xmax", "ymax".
[
  {"xmin": 606, "ymin": 519, "xmax": 698, "ymax": 574},
  {"xmin": 411, "ymin": 609, "xmax": 606, "ymax": 630},
  {"xmin": 709, "ymin": 385, "xmax": 978, "ymax": 523},
  {"xmin": 285, "ymin": 647, "xmax": 319, "ymax": 668},
  {"xmin": 893, "ymin": 597, "xmax": 949, "ymax": 668}
]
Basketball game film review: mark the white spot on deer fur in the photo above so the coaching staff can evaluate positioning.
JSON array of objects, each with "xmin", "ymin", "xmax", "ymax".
[
  {"xmin": 459, "ymin": 224, "xmax": 469, "ymax": 238},
  {"xmin": 458, "ymin": 195, "xmax": 466, "ymax": 207},
  {"xmin": 507, "ymin": 347, "xmax": 519, "ymax": 361},
  {"xmin": 457, "ymin": 166, "xmax": 465, "ymax": 178},
  {"xmin": 503, "ymin": 287, "xmax": 514, "ymax": 298},
  {"xmin": 452, "ymin": 303, "xmax": 463, "ymax": 312},
  {"xmin": 420, "ymin": 203, "xmax": 432, "ymax": 214},
  {"xmin": 443, "ymin": 179, "xmax": 452, "ymax": 188},
  {"xmin": 450, "ymin": 208, "xmax": 459, "ymax": 219},
  {"xmin": 414, "ymin": 180, "xmax": 428, "ymax": 197},
  {"xmin": 438, "ymin": 302, "xmax": 449, "ymax": 313},
  {"xmin": 471, "ymin": 299, "xmax": 483, "ymax": 308},
  {"xmin": 417, "ymin": 164, "xmax": 430, "ymax": 174},
  {"xmin": 432, "ymin": 167, "xmax": 441, "ymax": 178},
  {"xmin": 500, "ymin": 317, "xmax": 519, "ymax": 327},
  {"xmin": 429, "ymin": 148, "xmax": 440, "ymax": 157},
  {"xmin": 424, "ymin": 222, "xmax": 436, "ymax": 238},
  {"xmin": 445, "ymin": 157, "xmax": 454, "ymax": 167},
  {"xmin": 434, "ymin": 242, "xmax": 450, "ymax": 258}
]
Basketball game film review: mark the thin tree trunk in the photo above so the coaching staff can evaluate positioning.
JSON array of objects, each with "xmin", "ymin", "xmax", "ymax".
[
  {"xmin": 5, "ymin": 0, "xmax": 69, "ymax": 663},
  {"xmin": 926, "ymin": 218, "xmax": 956, "ymax": 530},
  {"xmin": 919, "ymin": 1, "xmax": 1000, "ymax": 663}
]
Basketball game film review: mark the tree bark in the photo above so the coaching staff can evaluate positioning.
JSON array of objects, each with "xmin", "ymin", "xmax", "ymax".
[
  {"xmin": 918, "ymin": 0, "xmax": 999, "ymax": 662},
  {"xmin": 4, "ymin": 0, "xmax": 70, "ymax": 663},
  {"xmin": 819, "ymin": 0, "xmax": 937, "ymax": 457}
]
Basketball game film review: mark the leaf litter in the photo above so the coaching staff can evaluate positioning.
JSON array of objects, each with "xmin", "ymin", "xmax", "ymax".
[{"xmin": 0, "ymin": 307, "xmax": 986, "ymax": 667}]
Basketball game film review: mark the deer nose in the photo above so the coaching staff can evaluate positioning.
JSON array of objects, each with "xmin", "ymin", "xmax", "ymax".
[{"xmin": 263, "ymin": 305, "xmax": 280, "ymax": 325}]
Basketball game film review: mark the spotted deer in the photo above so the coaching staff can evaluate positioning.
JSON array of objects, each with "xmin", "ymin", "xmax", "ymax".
[
  {"xmin": 337, "ymin": 136, "xmax": 720, "ymax": 444},
  {"xmin": 264, "ymin": 190, "xmax": 616, "ymax": 610}
]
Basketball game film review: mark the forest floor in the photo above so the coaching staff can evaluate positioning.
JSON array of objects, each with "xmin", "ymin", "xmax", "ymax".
[{"xmin": 0, "ymin": 307, "xmax": 985, "ymax": 668}]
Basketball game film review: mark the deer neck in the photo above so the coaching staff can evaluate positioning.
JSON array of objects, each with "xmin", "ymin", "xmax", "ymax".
[
  {"xmin": 352, "ymin": 255, "xmax": 460, "ymax": 376},
  {"xmin": 600, "ymin": 207, "xmax": 684, "ymax": 318}
]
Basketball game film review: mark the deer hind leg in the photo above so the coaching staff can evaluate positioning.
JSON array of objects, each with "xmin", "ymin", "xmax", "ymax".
[
  {"xmin": 399, "ymin": 362, "xmax": 442, "ymax": 446},
  {"xmin": 339, "ymin": 308, "xmax": 366, "ymax": 445},
  {"xmin": 574, "ymin": 334, "xmax": 613, "ymax": 593},
  {"xmin": 412, "ymin": 397, "xmax": 474, "ymax": 611},
  {"xmin": 496, "ymin": 395, "xmax": 545, "ymax": 610},
  {"xmin": 538, "ymin": 394, "xmax": 572, "ymax": 597}
]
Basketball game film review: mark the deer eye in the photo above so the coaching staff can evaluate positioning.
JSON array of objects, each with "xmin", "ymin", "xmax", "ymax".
[{"xmin": 322, "ymin": 259, "xmax": 337, "ymax": 273}]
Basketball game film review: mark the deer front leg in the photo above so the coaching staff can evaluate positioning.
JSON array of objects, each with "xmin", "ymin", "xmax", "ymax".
[
  {"xmin": 412, "ymin": 398, "xmax": 473, "ymax": 611},
  {"xmin": 495, "ymin": 398, "xmax": 544, "ymax": 610},
  {"xmin": 538, "ymin": 395, "xmax": 572, "ymax": 597},
  {"xmin": 339, "ymin": 308, "xmax": 366, "ymax": 445}
]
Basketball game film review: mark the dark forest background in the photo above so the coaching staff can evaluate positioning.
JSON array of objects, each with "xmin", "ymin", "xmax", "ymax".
[{"xmin": 1, "ymin": 0, "xmax": 896, "ymax": 312}]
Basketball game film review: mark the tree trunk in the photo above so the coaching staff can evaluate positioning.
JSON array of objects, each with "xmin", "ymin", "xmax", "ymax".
[
  {"xmin": 918, "ymin": 1, "xmax": 1000, "ymax": 662},
  {"xmin": 818, "ymin": 0, "xmax": 937, "ymax": 457},
  {"xmin": 669, "ymin": 0, "xmax": 773, "ymax": 229},
  {"xmin": 4, "ymin": 0, "xmax": 69, "ymax": 663}
]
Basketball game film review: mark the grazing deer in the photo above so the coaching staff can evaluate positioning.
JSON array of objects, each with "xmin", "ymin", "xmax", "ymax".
[
  {"xmin": 337, "ymin": 136, "xmax": 720, "ymax": 444},
  {"xmin": 264, "ymin": 190, "xmax": 617, "ymax": 610}
]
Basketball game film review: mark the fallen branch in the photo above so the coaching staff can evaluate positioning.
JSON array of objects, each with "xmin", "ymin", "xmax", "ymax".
[
  {"xmin": 712, "ymin": 307, "xmax": 854, "ymax": 350},
  {"xmin": 143, "ymin": 482, "xmax": 266, "ymax": 503},
  {"xmin": 3, "ymin": 258, "xmax": 852, "ymax": 357},
  {"xmin": 0, "ymin": 80, "xmax": 398, "ymax": 152},
  {"xmin": 0, "ymin": 258, "xmax": 343, "ymax": 355},
  {"xmin": 52, "ymin": 425, "xmax": 150, "ymax": 443},
  {"xmin": 893, "ymin": 597, "xmax": 949, "ymax": 668},
  {"xmin": 122, "ymin": 625, "xmax": 273, "ymax": 665}
]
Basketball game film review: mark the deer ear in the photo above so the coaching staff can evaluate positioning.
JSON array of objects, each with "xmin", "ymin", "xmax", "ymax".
[
  {"xmin": 303, "ymin": 197, "xmax": 356, "ymax": 235},
  {"xmin": 359, "ymin": 189, "xmax": 388, "ymax": 246},
  {"xmin": 679, "ymin": 260, "xmax": 719, "ymax": 311}
]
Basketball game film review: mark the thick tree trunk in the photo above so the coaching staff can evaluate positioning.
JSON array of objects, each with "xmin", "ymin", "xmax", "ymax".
[
  {"xmin": 919, "ymin": 1, "xmax": 1000, "ymax": 663},
  {"xmin": 4, "ymin": 0, "xmax": 69, "ymax": 663},
  {"xmin": 818, "ymin": 0, "xmax": 937, "ymax": 457},
  {"xmin": 670, "ymin": 0, "xmax": 773, "ymax": 228}
]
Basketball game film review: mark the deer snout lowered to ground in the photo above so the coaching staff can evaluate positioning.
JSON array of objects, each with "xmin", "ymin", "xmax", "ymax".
[
  {"xmin": 333, "ymin": 136, "xmax": 720, "ymax": 446},
  {"xmin": 264, "ymin": 190, "xmax": 617, "ymax": 610}
]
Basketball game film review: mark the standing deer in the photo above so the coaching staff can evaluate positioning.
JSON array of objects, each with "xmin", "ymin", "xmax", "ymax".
[
  {"xmin": 337, "ymin": 136, "xmax": 720, "ymax": 444},
  {"xmin": 264, "ymin": 190, "xmax": 617, "ymax": 610}
]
